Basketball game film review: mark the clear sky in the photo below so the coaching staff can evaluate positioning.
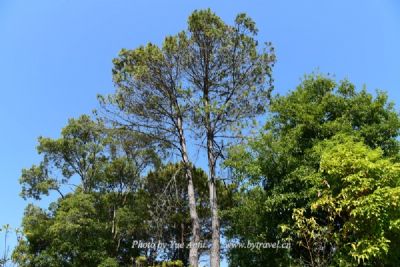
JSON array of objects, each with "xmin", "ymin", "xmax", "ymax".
[{"xmin": 1, "ymin": 1, "xmax": 400, "ymax": 266}]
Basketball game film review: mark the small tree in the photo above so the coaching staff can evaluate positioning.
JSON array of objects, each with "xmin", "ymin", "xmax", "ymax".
[{"xmin": 0, "ymin": 224, "xmax": 13, "ymax": 267}]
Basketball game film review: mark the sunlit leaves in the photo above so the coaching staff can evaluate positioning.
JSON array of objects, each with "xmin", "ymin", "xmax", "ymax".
[{"xmin": 224, "ymin": 75, "xmax": 400, "ymax": 266}]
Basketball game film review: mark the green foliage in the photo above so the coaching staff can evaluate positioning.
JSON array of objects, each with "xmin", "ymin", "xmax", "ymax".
[
  {"xmin": 283, "ymin": 135, "xmax": 400, "ymax": 266},
  {"xmin": 134, "ymin": 256, "xmax": 183, "ymax": 267},
  {"xmin": 101, "ymin": 9, "xmax": 273, "ymax": 266},
  {"xmin": 103, "ymin": 8, "xmax": 276, "ymax": 160},
  {"xmin": 101, "ymin": 26, "xmax": 192, "ymax": 153},
  {"xmin": 186, "ymin": 9, "xmax": 275, "ymax": 136},
  {"xmin": 14, "ymin": 113, "xmax": 203, "ymax": 266},
  {"xmin": 98, "ymin": 257, "xmax": 119, "ymax": 267},
  {"xmin": 19, "ymin": 115, "xmax": 107, "ymax": 199},
  {"xmin": 14, "ymin": 170, "xmax": 207, "ymax": 266},
  {"xmin": 14, "ymin": 7, "xmax": 400, "ymax": 267},
  {"xmin": 225, "ymin": 75, "xmax": 400, "ymax": 266},
  {"xmin": 13, "ymin": 115, "xmax": 217, "ymax": 266},
  {"xmin": 20, "ymin": 162, "xmax": 58, "ymax": 200},
  {"xmin": 12, "ymin": 194, "xmax": 114, "ymax": 267}
]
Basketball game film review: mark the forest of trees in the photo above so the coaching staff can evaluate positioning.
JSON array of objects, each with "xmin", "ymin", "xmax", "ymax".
[{"xmin": 2, "ymin": 9, "xmax": 400, "ymax": 267}]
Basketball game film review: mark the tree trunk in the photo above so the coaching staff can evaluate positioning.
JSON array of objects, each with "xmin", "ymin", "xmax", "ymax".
[
  {"xmin": 207, "ymin": 137, "xmax": 220, "ymax": 267},
  {"xmin": 177, "ymin": 116, "xmax": 200, "ymax": 267},
  {"xmin": 203, "ymin": 66, "xmax": 220, "ymax": 266},
  {"xmin": 187, "ymin": 173, "xmax": 200, "ymax": 267}
]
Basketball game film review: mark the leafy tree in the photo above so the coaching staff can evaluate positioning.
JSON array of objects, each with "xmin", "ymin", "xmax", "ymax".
[
  {"xmin": 14, "ymin": 114, "xmax": 223, "ymax": 266},
  {"xmin": 224, "ymin": 74, "xmax": 400, "ymax": 266},
  {"xmin": 281, "ymin": 134, "xmax": 400, "ymax": 266},
  {"xmin": 14, "ymin": 198, "xmax": 103, "ymax": 266},
  {"xmin": 101, "ymin": 9, "xmax": 275, "ymax": 266},
  {"xmin": 19, "ymin": 115, "xmax": 108, "ymax": 199},
  {"xmin": 14, "ymin": 116, "xmax": 153, "ymax": 266},
  {"xmin": 14, "ymin": 164, "xmax": 214, "ymax": 266},
  {"xmin": 99, "ymin": 24, "xmax": 203, "ymax": 266},
  {"xmin": 183, "ymin": 9, "xmax": 275, "ymax": 267},
  {"xmin": 0, "ymin": 224, "xmax": 16, "ymax": 267},
  {"xmin": 13, "ymin": 189, "xmax": 148, "ymax": 267}
]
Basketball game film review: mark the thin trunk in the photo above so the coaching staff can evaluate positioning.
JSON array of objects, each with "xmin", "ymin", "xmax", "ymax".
[
  {"xmin": 207, "ymin": 137, "xmax": 220, "ymax": 267},
  {"xmin": 177, "ymin": 116, "xmax": 200, "ymax": 267},
  {"xmin": 203, "ymin": 57, "xmax": 221, "ymax": 266}
]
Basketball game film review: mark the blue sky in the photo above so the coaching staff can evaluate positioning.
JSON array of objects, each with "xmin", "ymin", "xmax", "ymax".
[{"xmin": 0, "ymin": 1, "xmax": 399, "ymax": 266}]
